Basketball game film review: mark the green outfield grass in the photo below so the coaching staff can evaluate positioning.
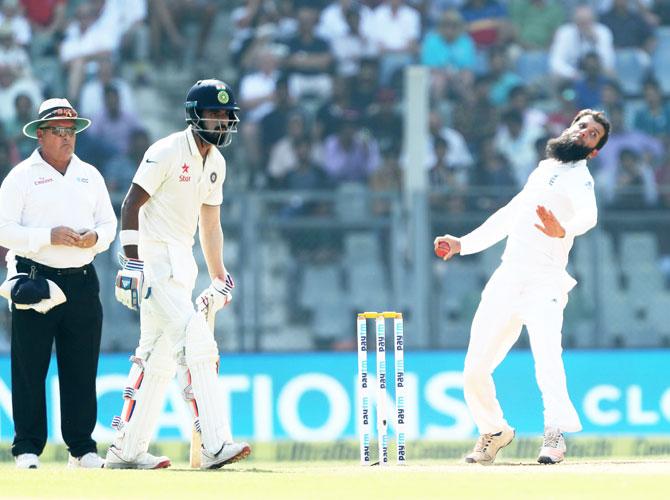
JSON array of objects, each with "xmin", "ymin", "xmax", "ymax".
[
  {"xmin": 1, "ymin": 460, "xmax": 670, "ymax": 500},
  {"xmin": 2, "ymin": 439, "xmax": 670, "ymax": 499}
]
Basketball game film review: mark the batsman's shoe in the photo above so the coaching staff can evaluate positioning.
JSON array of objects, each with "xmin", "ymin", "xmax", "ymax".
[
  {"xmin": 465, "ymin": 428, "xmax": 515, "ymax": 465},
  {"xmin": 15, "ymin": 453, "xmax": 39, "ymax": 469},
  {"xmin": 104, "ymin": 445, "xmax": 171, "ymax": 469},
  {"xmin": 538, "ymin": 427, "xmax": 566, "ymax": 464},
  {"xmin": 68, "ymin": 452, "xmax": 105, "ymax": 468},
  {"xmin": 201, "ymin": 441, "xmax": 252, "ymax": 470}
]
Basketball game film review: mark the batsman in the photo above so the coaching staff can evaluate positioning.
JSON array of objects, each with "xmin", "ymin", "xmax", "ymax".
[{"xmin": 105, "ymin": 80, "xmax": 251, "ymax": 469}]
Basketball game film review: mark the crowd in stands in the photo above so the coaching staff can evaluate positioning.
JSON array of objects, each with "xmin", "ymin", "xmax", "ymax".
[
  {"xmin": 0, "ymin": 0, "xmax": 223, "ymax": 199},
  {"xmin": 228, "ymin": 0, "xmax": 670, "ymax": 194},
  {"xmin": 225, "ymin": 0, "xmax": 670, "ymax": 286},
  {"xmin": 1, "ymin": 1, "xmax": 670, "ymax": 349}
]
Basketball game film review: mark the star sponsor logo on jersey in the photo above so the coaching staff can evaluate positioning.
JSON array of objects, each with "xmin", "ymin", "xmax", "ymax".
[
  {"xmin": 584, "ymin": 180, "xmax": 594, "ymax": 190},
  {"xmin": 179, "ymin": 163, "xmax": 191, "ymax": 182},
  {"xmin": 34, "ymin": 176, "xmax": 54, "ymax": 186},
  {"xmin": 76, "ymin": 177, "xmax": 89, "ymax": 183}
]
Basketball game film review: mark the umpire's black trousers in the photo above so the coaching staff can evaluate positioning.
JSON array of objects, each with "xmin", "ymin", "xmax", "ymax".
[{"xmin": 11, "ymin": 259, "xmax": 103, "ymax": 458}]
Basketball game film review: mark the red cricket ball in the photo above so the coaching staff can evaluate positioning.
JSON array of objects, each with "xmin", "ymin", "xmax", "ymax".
[{"xmin": 435, "ymin": 241, "xmax": 450, "ymax": 258}]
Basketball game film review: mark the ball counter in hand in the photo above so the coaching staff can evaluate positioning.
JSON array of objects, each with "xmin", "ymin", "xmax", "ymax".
[{"xmin": 435, "ymin": 241, "xmax": 450, "ymax": 258}]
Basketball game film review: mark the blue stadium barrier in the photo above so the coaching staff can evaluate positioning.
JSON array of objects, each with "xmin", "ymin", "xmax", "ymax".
[{"xmin": 0, "ymin": 350, "xmax": 669, "ymax": 443}]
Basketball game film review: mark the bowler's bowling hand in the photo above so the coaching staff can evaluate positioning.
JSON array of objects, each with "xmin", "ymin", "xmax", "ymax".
[
  {"xmin": 433, "ymin": 235, "xmax": 461, "ymax": 261},
  {"xmin": 534, "ymin": 206, "xmax": 565, "ymax": 238}
]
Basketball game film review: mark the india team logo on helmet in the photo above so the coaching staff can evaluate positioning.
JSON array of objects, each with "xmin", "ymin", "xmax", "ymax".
[
  {"xmin": 185, "ymin": 79, "xmax": 240, "ymax": 148},
  {"xmin": 217, "ymin": 91, "xmax": 229, "ymax": 104}
]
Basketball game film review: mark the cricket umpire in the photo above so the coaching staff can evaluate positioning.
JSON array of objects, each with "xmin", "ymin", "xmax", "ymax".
[{"xmin": 0, "ymin": 98, "xmax": 117, "ymax": 468}]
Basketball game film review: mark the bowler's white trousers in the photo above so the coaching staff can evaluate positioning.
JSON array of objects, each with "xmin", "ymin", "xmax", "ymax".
[{"xmin": 463, "ymin": 263, "xmax": 582, "ymax": 434}]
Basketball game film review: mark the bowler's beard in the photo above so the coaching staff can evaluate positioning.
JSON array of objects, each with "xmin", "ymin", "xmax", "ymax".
[{"xmin": 546, "ymin": 132, "xmax": 594, "ymax": 163}]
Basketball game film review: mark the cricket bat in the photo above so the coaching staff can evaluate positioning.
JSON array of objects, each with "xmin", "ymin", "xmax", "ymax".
[
  {"xmin": 189, "ymin": 302, "xmax": 217, "ymax": 468},
  {"xmin": 190, "ymin": 424, "xmax": 202, "ymax": 468}
]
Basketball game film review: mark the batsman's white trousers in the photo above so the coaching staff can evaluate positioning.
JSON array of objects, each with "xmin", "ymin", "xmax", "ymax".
[
  {"xmin": 112, "ymin": 242, "xmax": 234, "ymax": 460},
  {"xmin": 135, "ymin": 243, "xmax": 231, "ymax": 444},
  {"xmin": 137, "ymin": 242, "xmax": 199, "ymax": 358},
  {"xmin": 463, "ymin": 264, "xmax": 582, "ymax": 434}
]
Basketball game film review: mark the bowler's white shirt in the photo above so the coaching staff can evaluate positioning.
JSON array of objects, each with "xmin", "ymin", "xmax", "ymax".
[
  {"xmin": 133, "ymin": 126, "xmax": 226, "ymax": 249},
  {"xmin": 0, "ymin": 149, "xmax": 117, "ymax": 268},
  {"xmin": 460, "ymin": 158, "xmax": 597, "ymax": 274}
]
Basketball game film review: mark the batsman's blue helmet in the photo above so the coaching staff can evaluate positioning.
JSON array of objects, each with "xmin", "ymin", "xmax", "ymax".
[{"xmin": 185, "ymin": 79, "xmax": 240, "ymax": 147}]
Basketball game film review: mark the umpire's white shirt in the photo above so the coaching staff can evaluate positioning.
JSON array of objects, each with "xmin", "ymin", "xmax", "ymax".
[
  {"xmin": 133, "ymin": 126, "xmax": 226, "ymax": 250},
  {"xmin": 0, "ymin": 149, "xmax": 117, "ymax": 268},
  {"xmin": 460, "ymin": 158, "xmax": 597, "ymax": 288}
]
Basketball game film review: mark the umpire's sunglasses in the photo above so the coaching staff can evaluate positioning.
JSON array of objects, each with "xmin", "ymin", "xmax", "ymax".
[{"xmin": 39, "ymin": 126, "xmax": 77, "ymax": 137}]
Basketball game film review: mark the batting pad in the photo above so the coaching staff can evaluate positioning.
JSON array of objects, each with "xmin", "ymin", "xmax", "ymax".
[
  {"xmin": 184, "ymin": 314, "xmax": 232, "ymax": 453},
  {"xmin": 112, "ymin": 352, "xmax": 176, "ymax": 461},
  {"xmin": 176, "ymin": 354, "xmax": 200, "ymax": 434}
]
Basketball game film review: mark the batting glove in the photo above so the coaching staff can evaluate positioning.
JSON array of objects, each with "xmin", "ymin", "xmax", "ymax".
[
  {"xmin": 115, "ymin": 254, "xmax": 150, "ymax": 311},
  {"xmin": 195, "ymin": 273, "xmax": 234, "ymax": 325}
]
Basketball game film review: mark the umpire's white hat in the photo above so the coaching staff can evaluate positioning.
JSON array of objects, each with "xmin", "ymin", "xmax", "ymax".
[{"xmin": 23, "ymin": 98, "xmax": 91, "ymax": 139}]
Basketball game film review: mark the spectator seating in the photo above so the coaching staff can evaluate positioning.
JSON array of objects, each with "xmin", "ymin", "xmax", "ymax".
[
  {"xmin": 648, "ymin": 295, "xmax": 670, "ymax": 346},
  {"xmin": 514, "ymin": 50, "xmax": 549, "ymax": 87},
  {"xmin": 621, "ymin": 232, "xmax": 657, "ymax": 268},
  {"xmin": 347, "ymin": 260, "xmax": 390, "ymax": 311},
  {"xmin": 653, "ymin": 27, "xmax": 670, "ymax": 93},
  {"xmin": 343, "ymin": 232, "xmax": 383, "ymax": 267},
  {"xmin": 614, "ymin": 48, "xmax": 648, "ymax": 96},
  {"xmin": 336, "ymin": 182, "xmax": 370, "ymax": 220},
  {"xmin": 435, "ymin": 259, "xmax": 481, "ymax": 348},
  {"xmin": 299, "ymin": 262, "xmax": 344, "ymax": 310},
  {"xmin": 311, "ymin": 300, "xmax": 352, "ymax": 345}
]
